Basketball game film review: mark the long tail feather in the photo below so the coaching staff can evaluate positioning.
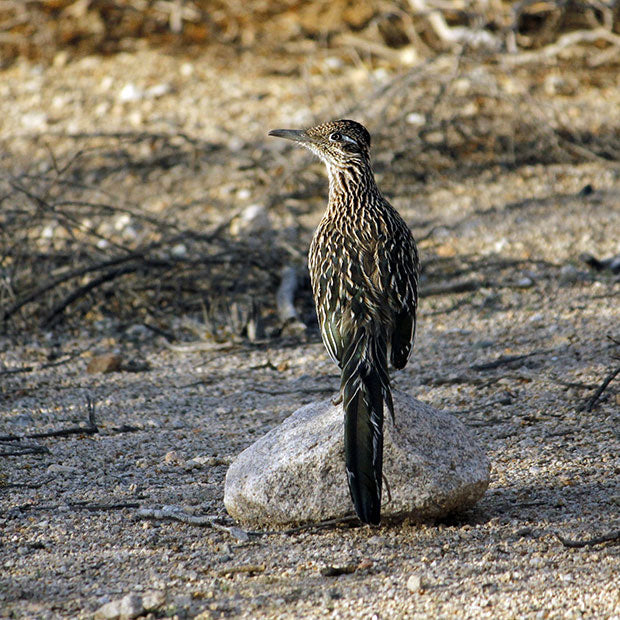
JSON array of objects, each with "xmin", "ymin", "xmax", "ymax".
[{"xmin": 341, "ymin": 329, "xmax": 391, "ymax": 525}]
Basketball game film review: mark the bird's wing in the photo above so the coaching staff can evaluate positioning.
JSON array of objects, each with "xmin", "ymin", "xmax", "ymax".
[
  {"xmin": 309, "ymin": 226, "xmax": 347, "ymax": 365},
  {"xmin": 380, "ymin": 222, "xmax": 419, "ymax": 369},
  {"xmin": 310, "ymin": 226, "xmax": 375, "ymax": 366}
]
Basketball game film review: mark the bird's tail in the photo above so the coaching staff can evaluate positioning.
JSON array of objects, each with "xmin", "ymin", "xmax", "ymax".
[{"xmin": 341, "ymin": 328, "xmax": 393, "ymax": 525}]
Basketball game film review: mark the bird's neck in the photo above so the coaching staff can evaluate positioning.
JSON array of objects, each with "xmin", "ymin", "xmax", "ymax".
[{"xmin": 326, "ymin": 161, "xmax": 378, "ymax": 209}]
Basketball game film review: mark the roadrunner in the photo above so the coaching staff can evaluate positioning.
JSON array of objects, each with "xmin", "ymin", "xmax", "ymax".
[{"xmin": 269, "ymin": 120, "xmax": 419, "ymax": 524}]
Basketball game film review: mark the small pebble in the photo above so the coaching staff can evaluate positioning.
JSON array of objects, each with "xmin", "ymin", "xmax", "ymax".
[
  {"xmin": 324, "ymin": 57, "xmax": 343, "ymax": 70},
  {"xmin": 406, "ymin": 113, "xmax": 425, "ymax": 126},
  {"xmin": 230, "ymin": 204, "xmax": 271, "ymax": 236},
  {"xmin": 406, "ymin": 573, "xmax": 425, "ymax": 592},
  {"xmin": 118, "ymin": 83, "xmax": 142, "ymax": 103},
  {"xmin": 559, "ymin": 264, "xmax": 581, "ymax": 283},
  {"xmin": 145, "ymin": 83, "xmax": 171, "ymax": 98},
  {"xmin": 180, "ymin": 62, "xmax": 194, "ymax": 76},
  {"xmin": 516, "ymin": 277, "xmax": 534, "ymax": 288},
  {"xmin": 87, "ymin": 354, "xmax": 122, "ymax": 374},
  {"xmin": 171, "ymin": 243, "xmax": 187, "ymax": 258},
  {"xmin": 164, "ymin": 450, "xmax": 181, "ymax": 464},
  {"xmin": 46, "ymin": 464, "xmax": 75, "ymax": 474},
  {"xmin": 21, "ymin": 112, "xmax": 48, "ymax": 130}
]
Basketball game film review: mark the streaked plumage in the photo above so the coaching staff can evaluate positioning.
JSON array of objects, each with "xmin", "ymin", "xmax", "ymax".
[{"xmin": 269, "ymin": 120, "xmax": 419, "ymax": 524}]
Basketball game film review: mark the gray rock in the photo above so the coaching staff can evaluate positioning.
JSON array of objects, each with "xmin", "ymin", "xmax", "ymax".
[
  {"xmin": 224, "ymin": 391, "xmax": 490, "ymax": 527},
  {"xmin": 93, "ymin": 593, "xmax": 144, "ymax": 620},
  {"xmin": 118, "ymin": 594, "xmax": 144, "ymax": 619},
  {"xmin": 142, "ymin": 590, "xmax": 166, "ymax": 612},
  {"xmin": 559, "ymin": 264, "xmax": 583, "ymax": 284},
  {"xmin": 93, "ymin": 600, "xmax": 121, "ymax": 620}
]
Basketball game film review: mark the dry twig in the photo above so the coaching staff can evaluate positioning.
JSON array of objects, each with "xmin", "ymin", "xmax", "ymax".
[
  {"xmin": 471, "ymin": 348, "xmax": 555, "ymax": 371},
  {"xmin": 422, "ymin": 279, "xmax": 488, "ymax": 296},
  {"xmin": 0, "ymin": 397, "xmax": 98, "ymax": 441},
  {"xmin": 135, "ymin": 506, "xmax": 253, "ymax": 542},
  {"xmin": 0, "ymin": 442, "xmax": 50, "ymax": 457},
  {"xmin": 582, "ymin": 365, "xmax": 620, "ymax": 412},
  {"xmin": 69, "ymin": 501, "xmax": 141, "ymax": 511},
  {"xmin": 503, "ymin": 28, "xmax": 620, "ymax": 65},
  {"xmin": 406, "ymin": 0, "xmax": 501, "ymax": 50},
  {"xmin": 555, "ymin": 530, "xmax": 620, "ymax": 548},
  {"xmin": 0, "ymin": 347, "xmax": 87, "ymax": 376}
]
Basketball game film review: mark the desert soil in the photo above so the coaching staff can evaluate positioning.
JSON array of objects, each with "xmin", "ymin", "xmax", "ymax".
[{"xmin": 1, "ymin": 39, "xmax": 619, "ymax": 619}]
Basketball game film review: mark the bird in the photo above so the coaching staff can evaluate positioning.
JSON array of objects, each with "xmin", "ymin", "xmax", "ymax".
[{"xmin": 268, "ymin": 119, "xmax": 419, "ymax": 525}]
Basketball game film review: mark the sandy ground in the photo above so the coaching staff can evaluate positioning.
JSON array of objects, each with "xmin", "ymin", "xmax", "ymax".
[{"xmin": 1, "ymin": 42, "xmax": 619, "ymax": 619}]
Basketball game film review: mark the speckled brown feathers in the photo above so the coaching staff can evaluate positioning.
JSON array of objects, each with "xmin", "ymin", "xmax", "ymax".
[{"xmin": 269, "ymin": 120, "xmax": 419, "ymax": 524}]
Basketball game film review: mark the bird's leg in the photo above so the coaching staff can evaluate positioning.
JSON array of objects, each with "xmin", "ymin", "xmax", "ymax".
[{"xmin": 382, "ymin": 474, "xmax": 392, "ymax": 505}]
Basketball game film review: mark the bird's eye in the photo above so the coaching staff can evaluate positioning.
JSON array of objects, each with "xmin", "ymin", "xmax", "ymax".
[{"xmin": 329, "ymin": 132, "xmax": 342, "ymax": 142}]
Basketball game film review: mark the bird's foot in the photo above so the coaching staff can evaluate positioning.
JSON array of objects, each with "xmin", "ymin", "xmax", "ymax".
[{"xmin": 332, "ymin": 392, "xmax": 343, "ymax": 406}]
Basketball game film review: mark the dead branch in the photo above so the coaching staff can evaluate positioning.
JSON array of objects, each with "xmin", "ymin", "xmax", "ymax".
[
  {"xmin": 337, "ymin": 32, "xmax": 418, "ymax": 63},
  {"xmin": 406, "ymin": 0, "xmax": 501, "ymax": 51},
  {"xmin": 582, "ymin": 365, "xmax": 620, "ymax": 412},
  {"xmin": 503, "ymin": 28, "xmax": 620, "ymax": 65},
  {"xmin": 549, "ymin": 378, "xmax": 599, "ymax": 390},
  {"xmin": 0, "ymin": 442, "xmax": 50, "ymax": 457},
  {"xmin": 135, "ymin": 506, "xmax": 252, "ymax": 542},
  {"xmin": 2, "ymin": 236, "xmax": 154, "ymax": 324},
  {"xmin": 471, "ymin": 348, "xmax": 555, "ymax": 371},
  {"xmin": 555, "ymin": 530, "xmax": 620, "ymax": 548},
  {"xmin": 0, "ymin": 347, "xmax": 88, "ymax": 376},
  {"xmin": 421, "ymin": 279, "xmax": 489, "ymax": 296},
  {"xmin": 68, "ymin": 501, "xmax": 141, "ymax": 511},
  {"xmin": 8, "ymin": 180, "xmax": 133, "ymax": 254},
  {"xmin": 42, "ymin": 265, "xmax": 141, "ymax": 327},
  {"xmin": 4, "ymin": 480, "xmax": 50, "ymax": 489},
  {"xmin": 0, "ymin": 397, "xmax": 98, "ymax": 441},
  {"xmin": 141, "ymin": 321, "xmax": 178, "ymax": 341},
  {"xmin": 2, "ymin": 143, "xmax": 286, "ymax": 334}
]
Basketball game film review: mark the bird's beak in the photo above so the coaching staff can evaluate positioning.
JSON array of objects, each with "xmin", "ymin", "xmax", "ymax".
[{"xmin": 268, "ymin": 129, "xmax": 316, "ymax": 144}]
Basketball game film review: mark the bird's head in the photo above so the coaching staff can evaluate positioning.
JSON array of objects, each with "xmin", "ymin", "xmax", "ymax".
[{"xmin": 269, "ymin": 119, "xmax": 371, "ymax": 171}]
